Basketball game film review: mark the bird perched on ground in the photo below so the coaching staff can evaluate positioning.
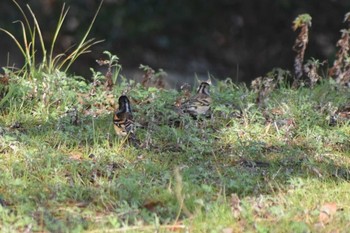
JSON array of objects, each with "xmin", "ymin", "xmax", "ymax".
[
  {"xmin": 182, "ymin": 81, "xmax": 212, "ymax": 118},
  {"xmin": 113, "ymin": 95, "xmax": 135, "ymax": 137}
]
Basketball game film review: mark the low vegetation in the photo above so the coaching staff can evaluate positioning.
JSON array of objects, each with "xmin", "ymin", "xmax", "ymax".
[{"xmin": 0, "ymin": 3, "xmax": 349, "ymax": 232}]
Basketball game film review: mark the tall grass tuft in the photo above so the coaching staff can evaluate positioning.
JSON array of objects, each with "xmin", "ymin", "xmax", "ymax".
[{"xmin": 0, "ymin": 0, "xmax": 104, "ymax": 77}]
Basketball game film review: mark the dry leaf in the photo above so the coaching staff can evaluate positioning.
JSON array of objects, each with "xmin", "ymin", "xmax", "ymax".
[
  {"xmin": 319, "ymin": 202, "xmax": 337, "ymax": 225},
  {"xmin": 163, "ymin": 223, "xmax": 186, "ymax": 232},
  {"xmin": 143, "ymin": 200, "xmax": 163, "ymax": 211},
  {"xmin": 0, "ymin": 74, "xmax": 9, "ymax": 86},
  {"xmin": 105, "ymin": 70, "xmax": 113, "ymax": 91},
  {"xmin": 69, "ymin": 152, "xmax": 83, "ymax": 161},
  {"xmin": 231, "ymin": 193, "xmax": 242, "ymax": 218},
  {"xmin": 222, "ymin": 227, "xmax": 234, "ymax": 233}
]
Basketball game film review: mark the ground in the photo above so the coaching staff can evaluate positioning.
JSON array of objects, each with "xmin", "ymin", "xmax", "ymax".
[{"xmin": 0, "ymin": 67, "xmax": 349, "ymax": 232}]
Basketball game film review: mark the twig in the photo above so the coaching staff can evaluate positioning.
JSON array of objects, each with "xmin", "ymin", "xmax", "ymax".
[{"xmin": 87, "ymin": 224, "xmax": 187, "ymax": 233}]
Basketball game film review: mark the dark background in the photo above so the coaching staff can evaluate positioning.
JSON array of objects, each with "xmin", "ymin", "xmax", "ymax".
[{"xmin": 1, "ymin": 0, "xmax": 349, "ymax": 85}]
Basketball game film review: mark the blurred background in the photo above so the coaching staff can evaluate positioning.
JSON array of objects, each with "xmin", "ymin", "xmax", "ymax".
[{"xmin": 0, "ymin": 0, "xmax": 350, "ymax": 86}]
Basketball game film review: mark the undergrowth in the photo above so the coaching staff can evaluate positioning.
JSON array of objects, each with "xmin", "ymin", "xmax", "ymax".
[
  {"xmin": 0, "ymin": 67, "xmax": 349, "ymax": 232},
  {"xmin": 0, "ymin": 3, "xmax": 350, "ymax": 232}
]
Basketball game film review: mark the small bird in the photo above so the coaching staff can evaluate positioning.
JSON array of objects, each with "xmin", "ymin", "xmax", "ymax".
[
  {"xmin": 182, "ymin": 81, "xmax": 212, "ymax": 118},
  {"xmin": 113, "ymin": 95, "xmax": 135, "ymax": 137}
]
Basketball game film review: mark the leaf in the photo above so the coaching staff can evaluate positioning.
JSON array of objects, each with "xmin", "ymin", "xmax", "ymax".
[
  {"xmin": 319, "ymin": 202, "xmax": 337, "ymax": 225},
  {"xmin": 69, "ymin": 152, "xmax": 83, "ymax": 161},
  {"xmin": 222, "ymin": 227, "xmax": 234, "ymax": 233},
  {"xmin": 292, "ymin": 14, "xmax": 312, "ymax": 31},
  {"xmin": 143, "ymin": 200, "xmax": 163, "ymax": 211},
  {"xmin": 230, "ymin": 193, "xmax": 242, "ymax": 218},
  {"xmin": 344, "ymin": 12, "xmax": 350, "ymax": 23}
]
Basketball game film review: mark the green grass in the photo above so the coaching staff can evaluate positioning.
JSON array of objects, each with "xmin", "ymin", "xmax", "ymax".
[
  {"xmin": 1, "ymin": 4, "xmax": 348, "ymax": 231},
  {"xmin": 0, "ymin": 0, "xmax": 103, "ymax": 78},
  {"xmin": 0, "ymin": 67, "xmax": 349, "ymax": 232}
]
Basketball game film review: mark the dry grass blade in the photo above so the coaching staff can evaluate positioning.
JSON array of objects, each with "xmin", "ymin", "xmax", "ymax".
[{"xmin": 88, "ymin": 224, "xmax": 187, "ymax": 232}]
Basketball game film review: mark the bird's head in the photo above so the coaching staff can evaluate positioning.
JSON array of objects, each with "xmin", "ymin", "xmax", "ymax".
[
  {"xmin": 118, "ymin": 95, "xmax": 132, "ymax": 113},
  {"xmin": 197, "ymin": 81, "xmax": 211, "ymax": 95}
]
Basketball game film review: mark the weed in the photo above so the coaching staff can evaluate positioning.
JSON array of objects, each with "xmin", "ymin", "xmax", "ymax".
[
  {"xmin": 0, "ymin": 0, "xmax": 103, "ymax": 77},
  {"xmin": 292, "ymin": 13, "xmax": 312, "ymax": 88},
  {"xmin": 329, "ymin": 12, "xmax": 350, "ymax": 87}
]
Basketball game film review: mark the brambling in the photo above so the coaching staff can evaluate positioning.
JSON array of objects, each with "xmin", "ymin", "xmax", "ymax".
[
  {"xmin": 182, "ymin": 81, "xmax": 212, "ymax": 118},
  {"xmin": 113, "ymin": 95, "xmax": 134, "ymax": 137}
]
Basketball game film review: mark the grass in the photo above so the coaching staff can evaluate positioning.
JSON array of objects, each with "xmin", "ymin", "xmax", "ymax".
[
  {"xmin": 0, "ymin": 0, "xmax": 103, "ymax": 77},
  {"xmin": 0, "ymin": 65, "xmax": 349, "ymax": 232},
  {"xmin": 0, "ymin": 4, "xmax": 349, "ymax": 231}
]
